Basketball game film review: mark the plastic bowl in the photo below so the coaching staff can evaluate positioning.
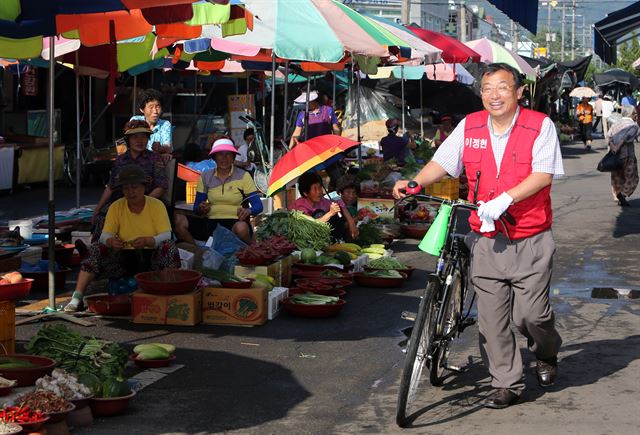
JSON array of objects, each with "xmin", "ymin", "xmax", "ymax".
[
  {"xmin": 291, "ymin": 268, "xmax": 354, "ymax": 281},
  {"xmin": 0, "ymin": 422, "xmax": 22, "ymax": 434},
  {"xmin": 294, "ymin": 278, "xmax": 352, "ymax": 290},
  {"xmin": 364, "ymin": 266, "xmax": 415, "ymax": 279},
  {"xmin": 0, "ymin": 278, "xmax": 33, "ymax": 301},
  {"xmin": 293, "ymin": 262, "xmax": 354, "ymax": 272},
  {"xmin": 292, "ymin": 281, "xmax": 334, "ymax": 294},
  {"xmin": 20, "ymin": 268, "xmax": 69, "ymax": 292},
  {"xmin": 0, "ymin": 384, "xmax": 15, "ymax": 396},
  {"xmin": 41, "ymin": 244, "xmax": 76, "ymax": 267},
  {"xmin": 85, "ymin": 294, "xmax": 131, "ymax": 316},
  {"xmin": 46, "ymin": 402, "xmax": 76, "ymax": 423},
  {"xmin": 401, "ymin": 224, "xmax": 430, "ymax": 239},
  {"xmin": 282, "ymin": 298, "xmax": 346, "ymax": 318},
  {"xmin": 89, "ymin": 390, "xmax": 136, "ymax": 417},
  {"xmin": 0, "ymin": 354, "xmax": 57, "ymax": 386},
  {"xmin": 135, "ymin": 269, "xmax": 201, "ymax": 295},
  {"xmin": 129, "ymin": 354, "xmax": 176, "ymax": 369},
  {"xmin": 69, "ymin": 394, "xmax": 94, "ymax": 410},
  {"xmin": 289, "ymin": 288, "xmax": 347, "ymax": 299},
  {"xmin": 12, "ymin": 416, "xmax": 49, "ymax": 433},
  {"xmin": 0, "ymin": 244, "xmax": 29, "ymax": 254},
  {"xmin": 219, "ymin": 278, "xmax": 255, "ymax": 289},
  {"xmin": 354, "ymin": 272, "xmax": 408, "ymax": 288}
]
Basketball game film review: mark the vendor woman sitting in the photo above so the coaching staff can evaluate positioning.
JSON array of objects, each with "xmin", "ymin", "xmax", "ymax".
[
  {"xmin": 174, "ymin": 138, "xmax": 263, "ymax": 245},
  {"xmin": 291, "ymin": 172, "xmax": 359, "ymax": 241},
  {"xmin": 64, "ymin": 165, "xmax": 180, "ymax": 312}
]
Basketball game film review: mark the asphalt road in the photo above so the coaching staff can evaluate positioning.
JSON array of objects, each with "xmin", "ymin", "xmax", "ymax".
[{"xmin": 9, "ymin": 137, "xmax": 640, "ymax": 434}]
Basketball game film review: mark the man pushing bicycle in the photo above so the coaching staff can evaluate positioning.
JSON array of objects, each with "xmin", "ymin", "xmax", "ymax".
[{"xmin": 394, "ymin": 63, "xmax": 563, "ymax": 409}]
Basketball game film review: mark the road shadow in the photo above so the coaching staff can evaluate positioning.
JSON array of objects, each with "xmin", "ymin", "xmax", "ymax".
[
  {"xmin": 613, "ymin": 198, "xmax": 640, "ymax": 238},
  {"xmin": 77, "ymin": 349, "xmax": 311, "ymax": 434}
]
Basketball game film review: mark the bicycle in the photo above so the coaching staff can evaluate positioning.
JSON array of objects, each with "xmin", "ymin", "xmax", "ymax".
[
  {"xmin": 395, "ymin": 180, "xmax": 513, "ymax": 427},
  {"xmin": 63, "ymin": 139, "xmax": 114, "ymax": 186}
]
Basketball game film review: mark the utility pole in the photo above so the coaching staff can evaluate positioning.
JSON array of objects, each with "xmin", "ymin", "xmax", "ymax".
[
  {"xmin": 571, "ymin": 0, "xmax": 576, "ymax": 60},
  {"xmin": 582, "ymin": 15, "xmax": 586, "ymax": 56},
  {"xmin": 401, "ymin": 0, "xmax": 411, "ymax": 24},
  {"xmin": 561, "ymin": 0, "xmax": 565, "ymax": 61},
  {"xmin": 460, "ymin": 2, "xmax": 466, "ymax": 42},
  {"xmin": 547, "ymin": 2, "xmax": 552, "ymax": 55}
]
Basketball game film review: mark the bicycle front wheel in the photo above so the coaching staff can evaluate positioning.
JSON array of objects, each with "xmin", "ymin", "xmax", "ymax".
[
  {"xmin": 430, "ymin": 269, "xmax": 462, "ymax": 386},
  {"xmin": 396, "ymin": 281, "xmax": 439, "ymax": 427}
]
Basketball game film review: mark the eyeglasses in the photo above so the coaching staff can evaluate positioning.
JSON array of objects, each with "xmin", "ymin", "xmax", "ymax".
[{"xmin": 480, "ymin": 84, "xmax": 515, "ymax": 96}]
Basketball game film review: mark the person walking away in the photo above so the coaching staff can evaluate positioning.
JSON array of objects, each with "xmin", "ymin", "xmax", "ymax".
[
  {"xmin": 289, "ymin": 90, "xmax": 342, "ymax": 191},
  {"xmin": 601, "ymin": 94, "xmax": 617, "ymax": 138},
  {"xmin": 621, "ymin": 88, "xmax": 637, "ymax": 108},
  {"xmin": 593, "ymin": 95, "xmax": 603, "ymax": 133},
  {"xmin": 380, "ymin": 119, "xmax": 415, "ymax": 165},
  {"xmin": 393, "ymin": 62, "xmax": 563, "ymax": 409},
  {"xmin": 130, "ymin": 88, "xmax": 173, "ymax": 162},
  {"xmin": 432, "ymin": 114, "xmax": 454, "ymax": 149},
  {"xmin": 576, "ymin": 96, "xmax": 594, "ymax": 150},
  {"xmin": 607, "ymin": 106, "xmax": 639, "ymax": 206}
]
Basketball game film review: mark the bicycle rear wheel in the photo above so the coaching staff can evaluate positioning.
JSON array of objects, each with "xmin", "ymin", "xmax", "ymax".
[
  {"xmin": 429, "ymin": 269, "xmax": 462, "ymax": 386},
  {"xmin": 396, "ymin": 282, "xmax": 439, "ymax": 427},
  {"xmin": 64, "ymin": 148, "xmax": 79, "ymax": 185}
]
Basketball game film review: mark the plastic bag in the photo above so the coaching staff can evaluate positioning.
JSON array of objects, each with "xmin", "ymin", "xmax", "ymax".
[
  {"xmin": 208, "ymin": 224, "xmax": 246, "ymax": 256},
  {"xmin": 202, "ymin": 247, "xmax": 225, "ymax": 270}
]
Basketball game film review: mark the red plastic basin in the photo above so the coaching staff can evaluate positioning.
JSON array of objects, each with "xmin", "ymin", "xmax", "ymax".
[
  {"xmin": 89, "ymin": 390, "xmax": 136, "ymax": 417},
  {"xmin": 364, "ymin": 266, "xmax": 415, "ymax": 279},
  {"xmin": 0, "ymin": 278, "xmax": 33, "ymax": 301},
  {"xmin": 85, "ymin": 294, "xmax": 131, "ymax": 316},
  {"xmin": 282, "ymin": 298, "xmax": 346, "ymax": 318},
  {"xmin": 129, "ymin": 354, "xmax": 176, "ymax": 369},
  {"xmin": 135, "ymin": 269, "xmax": 201, "ymax": 295},
  {"xmin": 0, "ymin": 354, "xmax": 57, "ymax": 386},
  {"xmin": 354, "ymin": 272, "xmax": 408, "ymax": 288}
]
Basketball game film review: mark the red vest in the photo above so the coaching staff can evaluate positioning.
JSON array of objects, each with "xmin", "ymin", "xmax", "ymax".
[{"xmin": 462, "ymin": 108, "xmax": 552, "ymax": 240}]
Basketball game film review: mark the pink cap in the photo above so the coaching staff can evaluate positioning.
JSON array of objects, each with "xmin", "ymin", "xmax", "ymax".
[{"xmin": 209, "ymin": 138, "xmax": 239, "ymax": 156}]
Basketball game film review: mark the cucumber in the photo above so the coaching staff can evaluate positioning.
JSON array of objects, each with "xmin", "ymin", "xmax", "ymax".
[
  {"xmin": 137, "ymin": 346, "xmax": 170, "ymax": 360},
  {"xmin": 149, "ymin": 343, "xmax": 175, "ymax": 354}
]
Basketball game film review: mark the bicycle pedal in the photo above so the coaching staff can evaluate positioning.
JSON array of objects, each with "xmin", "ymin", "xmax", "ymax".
[
  {"xmin": 444, "ymin": 364, "xmax": 467, "ymax": 373},
  {"xmin": 401, "ymin": 311, "xmax": 417, "ymax": 322},
  {"xmin": 459, "ymin": 317, "xmax": 476, "ymax": 332}
]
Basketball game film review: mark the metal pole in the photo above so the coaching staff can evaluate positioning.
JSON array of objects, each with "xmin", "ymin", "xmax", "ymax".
[
  {"xmin": 132, "ymin": 75, "xmax": 137, "ymax": 116},
  {"xmin": 547, "ymin": 2, "xmax": 552, "ymax": 55},
  {"xmin": 332, "ymin": 72, "xmax": 336, "ymax": 109},
  {"xmin": 88, "ymin": 77, "xmax": 93, "ymax": 147},
  {"xmin": 419, "ymin": 78, "xmax": 424, "ymax": 138},
  {"xmin": 75, "ymin": 52, "xmax": 81, "ymax": 208},
  {"xmin": 304, "ymin": 76, "xmax": 310, "ymax": 142},
  {"xmin": 269, "ymin": 54, "xmax": 276, "ymax": 167},
  {"xmin": 283, "ymin": 61, "xmax": 289, "ymax": 141},
  {"xmin": 561, "ymin": 1, "xmax": 565, "ymax": 61},
  {"xmin": 246, "ymin": 74, "xmax": 250, "ymax": 113},
  {"xmin": 571, "ymin": 0, "xmax": 575, "ymax": 60},
  {"xmin": 193, "ymin": 75, "xmax": 198, "ymax": 122},
  {"xmin": 47, "ymin": 37, "xmax": 56, "ymax": 310},
  {"xmin": 401, "ymin": 66, "xmax": 405, "ymax": 134},
  {"xmin": 356, "ymin": 69, "xmax": 362, "ymax": 166}
]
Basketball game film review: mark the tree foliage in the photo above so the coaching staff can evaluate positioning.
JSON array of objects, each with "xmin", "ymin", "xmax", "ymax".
[{"xmin": 616, "ymin": 36, "xmax": 640, "ymax": 76}]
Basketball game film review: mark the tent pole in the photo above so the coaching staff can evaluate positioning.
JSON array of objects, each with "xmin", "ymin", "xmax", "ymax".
[
  {"xmin": 75, "ymin": 52, "xmax": 81, "ymax": 208},
  {"xmin": 269, "ymin": 53, "xmax": 276, "ymax": 167},
  {"xmin": 88, "ymin": 77, "xmax": 93, "ymax": 147},
  {"xmin": 401, "ymin": 66, "xmax": 405, "ymax": 134},
  {"xmin": 246, "ymin": 74, "xmax": 250, "ymax": 113},
  {"xmin": 132, "ymin": 75, "xmax": 137, "ymax": 116},
  {"xmin": 283, "ymin": 61, "xmax": 289, "ymax": 142},
  {"xmin": 356, "ymin": 66, "xmax": 362, "ymax": 167},
  {"xmin": 47, "ymin": 37, "xmax": 56, "ymax": 310},
  {"xmin": 304, "ymin": 76, "xmax": 310, "ymax": 142},
  {"xmin": 420, "ymin": 77, "xmax": 424, "ymax": 139},
  {"xmin": 332, "ymin": 71, "xmax": 336, "ymax": 109}
]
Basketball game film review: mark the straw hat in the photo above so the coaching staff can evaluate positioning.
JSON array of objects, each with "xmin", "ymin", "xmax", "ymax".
[
  {"xmin": 123, "ymin": 119, "xmax": 153, "ymax": 136},
  {"xmin": 294, "ymin": 91, "xmax": 318, "ymax": 104}
]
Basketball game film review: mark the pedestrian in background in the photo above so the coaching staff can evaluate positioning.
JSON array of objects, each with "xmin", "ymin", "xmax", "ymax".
[
  {"xmin": 621, "ymin": 88, "xmax": 637, "ymax": 107},
  {"xmin": 130, "ymin": 88, "xmax": 173, "ymax": 157},
  {"xmin": 593, "ymin": 95, "xmax": 603, "ymax": 133},
  {"xmin": 576, "ymin": 96, "xmax": 593, "ymax": 150},
  {"xmin": 607, "ymin": 106, "xmax": 639, "ymax": 207},
  {"xmin": 394, "ymin": 63, "xmax": 563, "ymax": 409},
  {"xmin": 601, "ymin": 94, "xmax": 617, "ymax": 138}
]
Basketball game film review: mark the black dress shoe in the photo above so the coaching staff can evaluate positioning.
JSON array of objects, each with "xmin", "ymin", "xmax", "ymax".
[
  {"xmin": 536, "ymin": 357, "xmax": 558, "ymax": 387},
  {"xmin": 617, "ymin": 193, "xmax": 630, "ymax": 207},
  {"xmin": 484, "ymin": 388, "xmax": 520, "ymax": 409}
]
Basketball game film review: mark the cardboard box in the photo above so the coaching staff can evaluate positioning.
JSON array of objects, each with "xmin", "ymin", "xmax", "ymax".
[
  {"xmin": 132, "ymin": 289, "xmax": 202, "ymax": 326},
  {"xmin": 202, "ymin": 285, "xmax": 268, "ymax": 326},
  {"xmin": 357, "ymin": 197, "xmax": 396, "ymax": 220},
  {"xmin": 234, "ymin": 255, "xmax": 294, "ymax": 287}
]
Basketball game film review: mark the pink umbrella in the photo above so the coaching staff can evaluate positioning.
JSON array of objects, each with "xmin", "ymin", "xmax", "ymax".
[{"xmin": 465, "ymin": 38, "xmax": 536, "ymax": 80}]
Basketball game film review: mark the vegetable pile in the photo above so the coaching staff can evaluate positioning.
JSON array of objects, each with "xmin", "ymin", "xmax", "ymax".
[
  {"xmin": 25, "ymin": 324, "xmax": 128, "ymax": 382},
  {"xmin": 133, "ymin": 343, "xmax": 175, "ymax": 360},
  {"xmin": 0, "ymin": 421, "xmax": 21, "ymax": 434},
  {"xmin": 16, "ymin": 391, "xmax": 72, "ymax": 413},
  {"xmin": 0, "ymin": 357, "xmax": 37, "ymax": 369},
  {"xmin": 0, "ymin": 406, "xmax": 45, "ymax": 425},
  {"xmin": 35, "ymin": 368, "xmax": 92, "ymax": 400},
  {"xmin": 363, "ymin": 269, "xmax": 404, "ymax": 278},
  {"xmin": 0, "ymin": 376, "xmax": 16, "ymax": 388},
  {"xmin": 288, "ymin": 293, "xmax": 340, "ymax": 305},
  {"xmin": 200, "ymin": 268, "xmax": 246, "ymax": 283},
  {"xmin": 368, "ymin": 257, "xmax": 406, "ymax": 270},
  {"xmin": 354, "ymin": 223, "xmax": 383, "ymax": 247},
  {"xmin": 256, "ymin": 210, "xmax": 331, "ymax": 250}
]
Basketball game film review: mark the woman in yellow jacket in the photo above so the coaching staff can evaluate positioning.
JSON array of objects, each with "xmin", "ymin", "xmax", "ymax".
[{"xmin": 576, "ymin": 96, "xmax": 594, "ymax": 150}]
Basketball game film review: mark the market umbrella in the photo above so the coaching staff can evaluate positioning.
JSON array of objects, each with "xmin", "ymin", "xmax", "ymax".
[
  {"xmin": 406, "ymin": 25, "xmax": 481, "ymax": 64},
  {"xmin": 569, "ymin": 87, "xmax": 597, "ymax": 98},
  {"xmin": 464, "ymin": 38, "xmax": 536, "ymax": 81},
  {"xmin": 267, "ymin": 135, "xmax": 360, "ymax": 196}
]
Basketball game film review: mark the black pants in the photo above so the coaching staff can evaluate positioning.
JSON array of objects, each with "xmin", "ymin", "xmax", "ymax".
[{"xmin": 580, "ymin": 123, "xmax": 592, "ymax": 145}]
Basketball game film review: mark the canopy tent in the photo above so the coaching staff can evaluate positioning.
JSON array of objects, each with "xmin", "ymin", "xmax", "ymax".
[
  {"xmin": 593, "ymin": 68, "xmax": 639, "ymax": 89},
  {"xmin": 485, "ymin": 0, "xmax": 539, "ymax": 35},
  {"xmin": 594, "ymin": 1, "xmax": 640, "ymax": 65}
]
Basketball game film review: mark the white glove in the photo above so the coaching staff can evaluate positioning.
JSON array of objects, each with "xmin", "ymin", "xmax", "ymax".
[
  {"xmin": 477, "ymin": 192, "xmax": 513, "ymax": 221},
  {"xmin": 479, "ymin": 217, "xmax": 495, "ymax": 233}
]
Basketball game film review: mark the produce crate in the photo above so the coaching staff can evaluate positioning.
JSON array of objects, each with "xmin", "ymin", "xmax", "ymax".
[
  {"xmin": 186, "ymin": 181, "xmax": 198, "ymax": 204},
  {"xmin": 425, "ymin": 177, "xmax": 459, "ymax": 200},
  {"xmin": 202, "ymin": 285, "xmax": 268, "ymax": 326},
  {"xmin": 0, "ymin": 300, "xmax": 16, "ymax": 353}
]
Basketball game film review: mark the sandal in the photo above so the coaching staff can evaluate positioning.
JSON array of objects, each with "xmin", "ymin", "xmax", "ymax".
[{"xmin": 63, "ymin": 292, "xmax": 85, "ymax": 312}]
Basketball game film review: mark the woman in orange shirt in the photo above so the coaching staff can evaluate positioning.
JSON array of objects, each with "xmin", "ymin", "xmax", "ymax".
[{"xmin": 576, "ymin": 96, "xmax": 594, "ymax": 150}]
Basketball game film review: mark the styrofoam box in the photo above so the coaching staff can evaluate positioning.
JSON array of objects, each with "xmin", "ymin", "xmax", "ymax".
[
  {"xmin": 351, "ymin": 254, "xmax": 369, "ymax": 273},
  {"xmin": 19, "ymin": 246, "xmax": 42, "ymax": 265},
  {"xmin": 268, "ymin": 287, "xmax": 289, "ymax": 320},
  {"xmin": 178, "ymin": 248, "xmax": 195, "ymax": 270}
]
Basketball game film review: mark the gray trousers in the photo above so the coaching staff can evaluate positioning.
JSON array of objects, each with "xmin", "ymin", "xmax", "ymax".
[{"xmin": 465, "ymin": 229, "xmax": 562, "ymax": 392}]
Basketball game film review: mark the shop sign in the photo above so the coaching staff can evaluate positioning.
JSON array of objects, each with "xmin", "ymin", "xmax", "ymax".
[{"xmin": 21, "ymin": 68, "xmax": 38, "ymax": 96}]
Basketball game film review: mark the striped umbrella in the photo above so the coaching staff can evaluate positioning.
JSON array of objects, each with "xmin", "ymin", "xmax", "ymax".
[{"xmin": 465, "ymin": 38, "xmax": 536, "ymax": 80}]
